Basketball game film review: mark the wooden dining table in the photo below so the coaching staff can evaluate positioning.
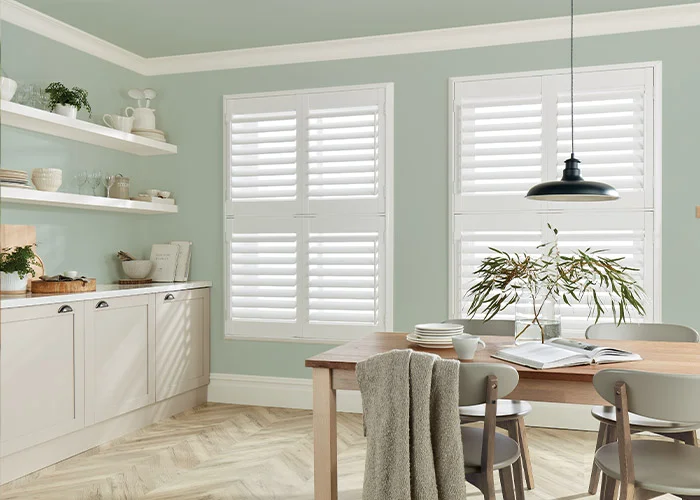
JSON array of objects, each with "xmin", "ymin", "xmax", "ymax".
[{"xmin": 305, "ymin": 332, "xmax": 700, "ymax": 500}]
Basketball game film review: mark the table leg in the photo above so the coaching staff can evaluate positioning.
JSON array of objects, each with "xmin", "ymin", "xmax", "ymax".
[{"xmin": 313, "ymin": 368, "xmax": 338, "ymax": 500}]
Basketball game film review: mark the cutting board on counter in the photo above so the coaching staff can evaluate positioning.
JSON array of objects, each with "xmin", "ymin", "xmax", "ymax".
[{"xmin": 30, "ymin": 278, "xmax": 96, "ymax": 295}]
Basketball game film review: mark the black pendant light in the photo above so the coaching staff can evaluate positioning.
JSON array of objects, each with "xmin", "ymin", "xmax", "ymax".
[{"xmin": 525, "ymin": 0, "xmax": 619, "ymax": 202}]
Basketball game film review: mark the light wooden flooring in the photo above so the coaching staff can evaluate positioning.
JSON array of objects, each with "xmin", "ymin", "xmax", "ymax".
[{"xmin": 1, "ymin": 403, "xmax": 677, "ymax": 499}]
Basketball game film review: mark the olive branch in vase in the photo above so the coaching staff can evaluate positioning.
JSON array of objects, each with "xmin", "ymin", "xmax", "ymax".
[{"xmin": 464, "ymin": 225, "xmax": 646, "ymax": 343}]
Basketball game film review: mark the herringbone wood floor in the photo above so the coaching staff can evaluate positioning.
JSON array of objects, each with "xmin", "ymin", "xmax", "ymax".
[{"xmin": 0, "ymin": 403, "xmax": 676, "ymax": 499}]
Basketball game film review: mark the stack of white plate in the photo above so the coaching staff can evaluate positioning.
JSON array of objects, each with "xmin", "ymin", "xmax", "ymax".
[
  {"xmin": 0, "ymin": 169, "xmax": 31, "ymax": 189},
  {"xmin": 406, "ymin": 323, "xmax": 464, "ymax": 349},
  {"xmin": 132, "ymin": 128, "xmax": 167, "ymax": 142}
]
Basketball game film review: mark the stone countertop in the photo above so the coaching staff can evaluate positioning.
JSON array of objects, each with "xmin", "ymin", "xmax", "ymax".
[{"xmin": 0, "ymin": 281, "xmax": 212, "ymax": 309}]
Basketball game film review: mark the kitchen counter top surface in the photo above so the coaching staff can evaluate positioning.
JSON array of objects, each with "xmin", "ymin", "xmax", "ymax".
[{"xmin": 0, "ymin": 281, "xmax": 212, "ymax": 309}]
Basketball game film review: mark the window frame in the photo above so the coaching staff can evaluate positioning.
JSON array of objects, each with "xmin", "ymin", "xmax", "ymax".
[
  {"xmin": 222, "ymin": 83, "xmax": 394, "ymax": 343},
  {"xmin": 448, "ymin": 62, "xmax": 662, "ymax": 326}
]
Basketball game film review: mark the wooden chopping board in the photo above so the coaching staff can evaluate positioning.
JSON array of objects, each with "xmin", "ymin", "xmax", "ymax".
[{"xmin": 30, "ymin": 278, "xmax": 96, "ymax": 295}]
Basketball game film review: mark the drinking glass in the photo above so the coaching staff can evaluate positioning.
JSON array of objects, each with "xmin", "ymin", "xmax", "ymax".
[
  {"xmin": 89, "ymin": 171, "xmax": 102, "ymax": 196},
  {"xmin": 102, "ymin": 174, "xmax": 116, "ymax": 198},
  {"xmin": 74, "ymin": 170, "xmax": 88, "ymax": 195}
]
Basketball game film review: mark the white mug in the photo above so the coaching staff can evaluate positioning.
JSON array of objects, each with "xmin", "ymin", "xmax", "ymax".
[
  {"xmin": 103, "ymin": 114, "xmax": 134, "ymax": 133},
  {"xmin": 452, "ymin": 334, "xmax": 486, "ymax": 361},
  {"xmin": 125, "ymin": 107, "xmax": 156, "ymax": 130}
]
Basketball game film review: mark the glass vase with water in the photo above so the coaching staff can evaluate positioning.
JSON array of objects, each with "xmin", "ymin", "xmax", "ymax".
[{"xmin": 514, "ymin": 291, "xmax": 561, "ymax": 344}]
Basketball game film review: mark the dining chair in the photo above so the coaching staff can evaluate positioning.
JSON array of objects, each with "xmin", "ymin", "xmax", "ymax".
[
  {"xmin": 592, "ymin": 369, "xmax": 700, "ymax": 500},
  {"xmin": 585, "ymin": 322, "xmax": 700, "ymax": 496},
  {"xmin": 446, "ymin": 319, "xmax": 535, "ymax": 491},
  {"xmin": 459, "ymin": 363, "xmax": 525, "ymax": 500}
]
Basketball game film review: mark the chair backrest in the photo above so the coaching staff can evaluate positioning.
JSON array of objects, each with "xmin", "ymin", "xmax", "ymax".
[
  {"xmin": 585, "ymin": 322, "xmax": 699, "ymax": 343},
  {"xmin": 458, "ymin": 363, "xmax": 519, "ymax": 406},
  {"xmin": 445, "ymin": 319, "xmax": 515, "ymax": 337},
  {"xmin": 593, "ymin": 369, "xmax": 700, "ymax": 423}
]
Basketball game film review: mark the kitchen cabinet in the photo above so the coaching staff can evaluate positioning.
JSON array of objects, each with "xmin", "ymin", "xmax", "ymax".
[
  {"xmin": 85, "ymin": 294, "xmax": 155, "ymax": 424},
  {"xmin": 155, "ymin": 289, "xmax": 210, "ymax": 401},
  {"xmin": 0, "ymin": 302, "xmax": 85, "ymax": 456}
]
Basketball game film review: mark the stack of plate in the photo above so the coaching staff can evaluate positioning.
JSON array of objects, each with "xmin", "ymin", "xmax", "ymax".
[
  {"xmin": 132, "ymin": 128, "xmax": 167, "ymax": 142},
  {"xmin": 0, "ymin": 169, "xmax": 31, "ymax": 189},
  {"xmin": 406, "ymin": 323, "xmax": 465, "ymax": 349}
]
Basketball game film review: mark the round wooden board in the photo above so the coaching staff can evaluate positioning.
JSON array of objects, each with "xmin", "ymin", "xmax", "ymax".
[{"xmin": 30, "ymin": 278, "xmax": 97, "ymax": 294}]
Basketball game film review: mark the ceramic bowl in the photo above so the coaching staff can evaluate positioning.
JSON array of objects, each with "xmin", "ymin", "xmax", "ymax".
[
  {"xmin": 0, "ymin": 77, "xmax": 17, "ymax": 101},
  {"xmin": 122, "ymin": 260, "xmax": 153, "ymax": 279},
  {"xmin": 145, "ymin": 189, "xmax": 159, "ymax": 197},
  {"xmin": 158, "ymin": 191, "xmax": 171, "ymax": 198},
  {"xmin": 31, "ymin": 168, "xmax": 63, "ymax": 192}
]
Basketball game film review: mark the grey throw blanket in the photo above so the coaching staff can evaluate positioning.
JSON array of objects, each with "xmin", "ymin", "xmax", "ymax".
[{"xmin": 356, "ymin": 349, "xmax": 466, "ymax": 500}]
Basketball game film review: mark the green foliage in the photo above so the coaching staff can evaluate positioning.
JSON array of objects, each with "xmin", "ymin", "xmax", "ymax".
[
  {"xmin": 0, "ymin": 245, "xmax": 40, "ymax": 280},
  {"xmin": 45, "ymin": 82, "xmax": 92, "ymax": 116},
  {"xmin": 466, "ymin": 225, "xmax": 646, "ymax": 340}
]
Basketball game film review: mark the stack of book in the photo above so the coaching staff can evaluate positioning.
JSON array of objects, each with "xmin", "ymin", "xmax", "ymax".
[{"xmin": 149, "ymin": 241, "xmax": 192, "ymax": 282}]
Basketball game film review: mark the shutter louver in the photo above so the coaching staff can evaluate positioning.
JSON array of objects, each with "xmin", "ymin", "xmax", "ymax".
[
  {"xmin": 230, "ymin": 109, "xmax": 297, "ymax": 203},
  {"xmin": 308, "ymin": 231, "xmax": 380, "ymax": 325},
  {"xmin": 229, "ymin": 230, "xmax": 298, "ymax": 324},
  {"xmin": 557, "ymin": 89, "xmax": 645, "ymax": 201}
]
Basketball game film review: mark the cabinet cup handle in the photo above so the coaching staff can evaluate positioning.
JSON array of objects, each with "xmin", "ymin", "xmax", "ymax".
[
  {"xmin": 164, "ymin": 293, "xmax": 175, "ymax": 301},
  {"xmin": 96, "ymin": 301, "xmax": 110, "ymax": 309},
  {"xmin": 58, "ymin": 305, "xmax": 73, "ymax": 314}
]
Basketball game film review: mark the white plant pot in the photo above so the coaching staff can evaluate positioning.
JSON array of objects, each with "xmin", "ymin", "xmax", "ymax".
[
  {"xmin": 1, "ymin": 272, "xmax": 29, "ymax": 294},
  {"xmin": 53, "ymin": 104, "xmax": 78, "ymax": 119}
]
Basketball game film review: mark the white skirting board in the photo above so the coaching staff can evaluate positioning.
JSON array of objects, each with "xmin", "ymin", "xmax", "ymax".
[{"xmin": 208, "ymin": 373, "xmax": 598, "ymax": 431}]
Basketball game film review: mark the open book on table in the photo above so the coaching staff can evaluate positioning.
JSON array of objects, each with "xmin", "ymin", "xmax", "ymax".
[{"xmin": 492, "ymin": 338, "xmax": 642, "ymax": 370}]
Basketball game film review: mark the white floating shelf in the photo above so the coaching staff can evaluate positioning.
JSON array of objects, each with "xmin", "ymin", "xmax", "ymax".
[
  {"xmin": 0, "ymin": 187, "xmax": 178, "ymax": 214},
  {"xmin": 0, "ymin": 100, "xmax": 177, "ymax": 156}
]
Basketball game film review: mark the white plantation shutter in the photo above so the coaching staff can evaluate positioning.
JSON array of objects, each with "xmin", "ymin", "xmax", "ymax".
[
  {"xmin": 551, "ymin": 68, "xmax": 653, "ymax": 211},
  {"xmin": 226, "ymin": 95, "xmax": 299, "ymax": 216},
  {"xmin": 455, "ymin": 76, "xmax": 545, "ymax": 212},
  {"xmin": 225, "ymin": 85, "xmax": 392, "ymax": 340},
  {"xmin": 455, "ymin": 212, "xmax": 653, "ymax": 336},
  {"xmin": 227, "ymin": 218, "xmax": 301, "ymax": 339},
  {"xmin": 451, "ymin": 65, "xmax": 659, "ymax": 331},
  {"xmin": 307, "ymin": 89, "xmax": 385, "ymax": 214},
  {"xmin": 305, "ymin": 217, "xmax": 385, "ymax": 340}
]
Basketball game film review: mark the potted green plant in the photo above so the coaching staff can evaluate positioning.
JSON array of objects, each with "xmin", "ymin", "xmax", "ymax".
[
  {"xmin": 465, "ymin": 225, "xmax": 646, "ymax": 343},
  {"xmin": 0, "ymin": 245, "xmax": 40, "ymax": 294},
  {"xmin": 45, "ymin": 82, "xmax": 92, "ymax": 119}
]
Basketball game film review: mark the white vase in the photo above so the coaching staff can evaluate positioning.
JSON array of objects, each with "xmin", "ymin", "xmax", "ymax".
[
  {"xmin": 1, "ymin": 272, "xmax": 29, "ymax": 294},
  {"xmin": 53, "ymin": 104, "xmax": 78, "ymax": 119}
]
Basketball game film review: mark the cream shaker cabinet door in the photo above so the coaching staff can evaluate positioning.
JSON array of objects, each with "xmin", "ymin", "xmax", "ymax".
[
  {"xmin": 0, "ymin": 302, "xmax": 85, "ymax": 456},
  {"xmin": 155, "ymin": 289, "xmax": 210, "ymax": 401},
  {"xmin": 85, "ymin": 294, "xmax": 155, "ymax": 425}
]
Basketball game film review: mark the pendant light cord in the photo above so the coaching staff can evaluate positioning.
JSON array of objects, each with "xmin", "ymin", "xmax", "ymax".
[{"xmin": 570, "ymin": 0, "xmax": 575, "ymax": 159}]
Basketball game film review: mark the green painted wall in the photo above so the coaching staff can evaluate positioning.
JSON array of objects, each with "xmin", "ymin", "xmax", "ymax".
[
  {"xmin": 4, "ymin": 22, "xmax": 700, "ymax": 380},
  {"xmin": 149, "ymin": 26, "xmax": 700, "ymax": 379},
  {"xmin": 1, "ymin": 23, "xmax": 158, "ymax": 282}
]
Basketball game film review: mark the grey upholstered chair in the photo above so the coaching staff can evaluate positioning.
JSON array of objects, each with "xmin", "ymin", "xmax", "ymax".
[
  {"xmin": 459, "ymin": 363, "xmax": 524, "ymax": 500},
  {"xmin": 593, "ymin": 369, "xmax": 700, "ymax": 500},
  {"xmin": 446, "ymin": 319, "xmax": 534, "ymax": 491},
  {"xmin": 585, "ymin": 322, "xmax": 700, "ymax": 496}
]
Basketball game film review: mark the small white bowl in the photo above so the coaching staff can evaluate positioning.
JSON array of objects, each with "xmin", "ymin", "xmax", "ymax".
[
  {"xmin": 122, "ymin": 260, "xmax": 152, "ymax": 279},
  {"xmin": 158, "ymin": 190, "xmax": 171, "ymax": 198},
  {"xmin": 0, "ymin": 77, "xmax": 17, "ymax": 101},
  {"xmin": 31, "ymin": 168, "xmax": 63, "ymax": 192},
  {"xmin": 145, "ymin": 189, "xmax": 159, "ymax": 197},
  {"xmin": 63, "ymin": 270, "xmax": 78, "ymax": 279}
]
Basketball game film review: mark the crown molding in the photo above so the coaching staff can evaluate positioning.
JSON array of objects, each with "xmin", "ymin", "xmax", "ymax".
[
  {"xmin": 0, "ymin": 0, "xmax": 148, "ymax": 75},
  {"xmin": 2, "ymin": 0, "xmax": 699, "ymax": 76}
]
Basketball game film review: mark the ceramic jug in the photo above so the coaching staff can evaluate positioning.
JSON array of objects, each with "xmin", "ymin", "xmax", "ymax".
[{"xmin": 125, "ymin": 107, "xmax": 156, "ymax": 130}]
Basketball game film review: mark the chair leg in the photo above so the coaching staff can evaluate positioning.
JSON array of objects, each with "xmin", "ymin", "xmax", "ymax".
[
  {"xmin": 498, "ymin": 467, "xmax": 516, "ymax": 500},
  {"xmin": 589, "ymin": 422, "xmax": 608, "ymax": 494},
  {"xmin": 516, "ymin": 416, "xmax": 535, "ymax": 490},
  {"xmin": 600, "ymin": 473, "xmax": 619, "ymax": 500},
  {"xmin": 504, "ymin": 421, "xmax": 526, "ymax": 500},
  {"xmin": 482, "ymin": 471, "xmax": 496, "ymax": 500}
]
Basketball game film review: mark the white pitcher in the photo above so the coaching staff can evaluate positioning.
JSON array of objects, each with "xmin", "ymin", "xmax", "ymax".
[{"xmin": 125, "ymin": 107, "xmax": 156, "ymax": 130}]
